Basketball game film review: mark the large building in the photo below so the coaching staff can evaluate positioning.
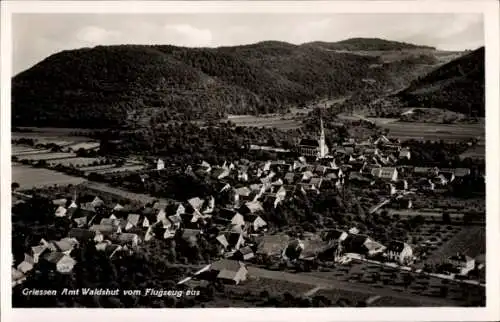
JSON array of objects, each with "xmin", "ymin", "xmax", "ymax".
[{"xmin": 296, "ymin": 118, "xmax": 329, "ymax": 158}]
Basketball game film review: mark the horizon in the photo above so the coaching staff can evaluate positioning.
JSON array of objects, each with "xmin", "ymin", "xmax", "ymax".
[{"xmin": 12, "ymin": 13, "xmax": 484, "ymax": 75}]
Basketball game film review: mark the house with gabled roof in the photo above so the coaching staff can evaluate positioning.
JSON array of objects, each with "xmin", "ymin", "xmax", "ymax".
[
  {"xmin": 217, "ymin": 208, "xmax": 245, "ymax": 227},
  {"xmin": 54, "ymin": 205, "xmax": 67, "ymax": 217},
  {"xmin": 244, "ymin": 214, "xmax": 267, "ymax": 233},
  {"xmin": 52, "ymin": 198, "xmax": 67, "ymax": 207},
  {"xmin": 68, "ymin": 228, "xmax": 103, "ymax": 242},
  {"xmin": 321, "ymin": 229, "xmax": 348, "ymax": 242},
  {"xmin": 211, "ymin": 167, "xmax": 230, "ymax": 180},
  {"xmin": 17, "ymin": 258, "xmax": 34, "ymax": 275},
  {"xmin": 447, "ymin": 253, "xmax": 475, "ymax": 275},
  {"xmin": 28, "ymin": 245, "xmax": 48, "ymax": 264},
  {"xmin": 343, "ymin": 234, "xmax": 386, "ymax": 258},
  {"xmin": 188, "ymin": 197, "xmax": 205, "ymax": 211},
  {"xmin": 42, "ymin": 252, "xmax": 76, "ymax": 274},
  {"xmin": 209, "ymin": 259, "xmax": 248, "ymax": 285},
  {"xmin": 233, "ymin": 246, "xmax": 255, "ymax": 261},
  {"xmin": 12, "ymin": 268, "xmax": 26, "ymax": 287},
  {"xmin": 89, "ymin": 224, "xmax": 121, "ymax": 237},
  {"xmin": 239, "ymin": 201, "xmax": 264, "ymax": 215},
  {"xmin": 371, "ymin": 167, "xmax": 398, "ymax": 181},
  {"xmin": 386, "ymin": 240, "xmax": 413, "ymax": 265}
]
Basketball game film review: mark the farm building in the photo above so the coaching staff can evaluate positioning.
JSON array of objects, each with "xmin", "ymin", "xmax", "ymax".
[{"xmin": 385, "ymin": 241, "xmax": 413, "ymax": 265}]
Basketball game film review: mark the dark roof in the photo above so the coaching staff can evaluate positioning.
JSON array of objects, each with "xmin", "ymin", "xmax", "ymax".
[
  {"xmin": 322, "ymin": 229, "xmax": 346, "ymax": 240},
  {"xmin": 299, "ymin": 139, "xmax": 320, "ymax": 147},
  {"xmin": 43, "ymin": 252, "xmax": 66, "ymax": 264},
  {"xmin": 238, "ymin": 246, "xmax": 254, "ymax": 255},
  {"xmin": 226, "ymin": 232, "xmax": 242, "ymax": 247},
  {"xmin": 68, "ymin": 228, "xmax": 96, "ymax": 240}
]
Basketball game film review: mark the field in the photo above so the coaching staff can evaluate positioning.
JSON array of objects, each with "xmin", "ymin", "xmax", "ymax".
[
  {"xmin": 48, "ymin": 157, "xmax": 102, "ymax": 167},
  {"xmin": 382, "ymin": 122, "xmax": 485, "ymax": 143},
  {"xmin": 417, "ymin": 226, "xmax": 485, "ymax": 268},
  {"xmin": 17, "ymin": 152, "xmax": 76, "ymax": 161},
  {"xmin": 12, "ymin": 163, "xmax": 86, "ymax": 189},
  {"xmin": 12, "ymin": 148, "xmax": 52, "ymax": 156},
  {"xmin": 92, "ymin": 164, "xmax": 146, "ymax": 174},
  {"xmin": 81, "ymin": 164, "xmax": 117, "ymax": 172}
]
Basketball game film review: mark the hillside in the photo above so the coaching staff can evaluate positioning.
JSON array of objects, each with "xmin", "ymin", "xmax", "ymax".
[
  {"xmin": 12, "ymin": 39, "xmax": 450, "ymax": 128},
  {"xmin": 397, "ymin": 47, "xmax": 485, "ymax": 116}
]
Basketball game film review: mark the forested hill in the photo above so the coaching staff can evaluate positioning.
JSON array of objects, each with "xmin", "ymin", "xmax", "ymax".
[
  {"xmin": 397, "ymin": 47, "xmax": 485, "ymax": 116},
  {"xmin": 13, "ymin": 39, "xmax": 444, "ymax": 128},
  {"xmin": 304, "ymin": 38, "xmax": 435, "ymax": 51}
]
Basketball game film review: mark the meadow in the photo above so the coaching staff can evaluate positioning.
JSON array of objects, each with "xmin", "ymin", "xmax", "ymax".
[{"xmin": 12, "ymin": 163, "xmax": 86, "ymax": 189}]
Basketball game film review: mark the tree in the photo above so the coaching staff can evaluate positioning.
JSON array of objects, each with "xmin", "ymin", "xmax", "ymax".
[{"xmin": 11, "ymin": 182, "xmax": 20, "ymax": 191}]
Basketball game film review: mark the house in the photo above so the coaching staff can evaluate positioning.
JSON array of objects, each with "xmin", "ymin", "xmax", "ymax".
[
  {"xmin": 12, "ymin": 268, "xmax": 26, "ymax": 287},
  {"xmin": 413, "ymin": 167, "xmax": 439, "ymax": 177},
  {"xmin": 235, "ymin": 187, "xmax": 252, "ymax": 201},
  {"xmin": 244, "ymin": 214, "xmax": 267, "ymax": 233},
  {"xmin": 438, "ymin": 171, "xmax": 455, "ymax": 183},
  {"xmin": 47, "ymin": 239, "xmax": 75, "ymax": 255},
  {"xmin": 42, "ymin": 252, "xmax": 76, "ymax": 273},
  {"xmin": 52, "ymin": 198, "xmax": 68, "ymax": 207},
  {"xmin": 157, "ymin": 158, "xmax": 165, "ymax": 170},
  {"xmin": 321, "ymin": 229, "xmax": 348, "ymax": 242},
  {"xmin": 17, "ymin": 258, "xmax": 34, "ymax": 274},
  {"xmin": 54, "ymin": 206, "xmax": 67, "ymax": 217},
  {"xmin": 309, "ymin": 177, "xmax": 323, "ymax": 189},
  {"xmin": 89, "ymin": 224, "xmax": 121, "ymax": 237},
  {"xmin": 168, "ymin": 214, "xmax": 183, "ymax": 230},
  {"xmin": 447, "ymin": 253, "xmax": 475, "ymax": 275},
  {"xmin": 301, "ymin": 170, "xmax": 315, "ymax": 182},
  {"xmin": 233, "ymin": 246, "xmax": 255, "ymax": 261},
  {"xmin": 209, "ymin": 259, "xmax": 248, "ymax": 285},
  {"xmin": 114, "ymin": 233, "xmax": 141, "ymax": 247},
  {"xmin": 211, "ymin": 167, "xmax": 230, "ymax": 180},
  {"xmin": 90, "ymin": 196, "xmax": 104, "ymax": 208},
  {"xmin": 343, "ymin": 234, "xmax": 386, "ymax": 257},
  {"xmin": 112, "ymin": 203, "xmax": 125, "ymax": 212},
  {"xmin": 68, "ymin": 228, "xmax": 103, "ymax": 242},
  {"xmin": 399, "ymin": 149, "xmax": 411, "ymax": 160},
  {"xmin": 126, "ymin": 214, "xmax": 141, "ymax": 228},
  {"xmin": 239, "ymin": 201, "xmax": 264, "ymax": 215},
  {"xmin": 371, "ymin": 167, "xmax": 398, "ymax": 181},
  {"xmin": 385, "ymin": 241, "xmax": 413, "ymax": 265},
  {"xmin": 187, "ymin": 197, "xmax": 205, "ymax": 211},
  {"xmin": 163, "ymin": 202, "xmax": 184, "ymax": 217},
  {"xmin": 217, "ymin": 208, "xmax": 245, "ymax": 227},
  {"xmin": 29, "ymin": 245, "xmax": 48, "ymax": 264}
]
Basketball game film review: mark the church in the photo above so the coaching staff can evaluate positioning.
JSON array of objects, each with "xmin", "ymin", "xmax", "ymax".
[{"xmin": 296, "ymin": 118, "xmax": 329, "ymax": 158}]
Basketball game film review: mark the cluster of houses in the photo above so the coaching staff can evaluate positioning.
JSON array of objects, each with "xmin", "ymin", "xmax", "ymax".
[{"xmin": 12, "ymin": 129, "xmax": 477, "ymax": 287}]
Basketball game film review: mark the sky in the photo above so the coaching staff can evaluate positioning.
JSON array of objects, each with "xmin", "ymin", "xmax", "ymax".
[{"xmin": 12, "ymin": 13, "xmax": 484, "ymax": 75}]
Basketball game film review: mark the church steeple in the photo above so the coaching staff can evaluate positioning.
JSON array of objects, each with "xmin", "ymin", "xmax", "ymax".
[{"xmin": 319, "ymin": 115, "xmax": 326, "ymax": 158}]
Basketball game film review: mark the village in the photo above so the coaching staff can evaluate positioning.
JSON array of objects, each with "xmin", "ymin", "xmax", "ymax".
[{"xmin": 11, "ymin": 118, "xmax": 486, "ymax": 307}]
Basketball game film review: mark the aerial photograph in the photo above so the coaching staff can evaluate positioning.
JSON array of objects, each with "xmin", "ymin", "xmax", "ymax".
[{"xmin": 10, "ymin": 11, "xmax": 486, "ymax": 308}]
